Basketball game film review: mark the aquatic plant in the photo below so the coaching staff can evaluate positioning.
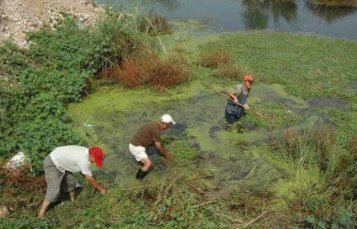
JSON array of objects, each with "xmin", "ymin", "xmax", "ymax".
[{"xmin": 270, "ymin": 124, "xmax": 356, "ymax": 225}]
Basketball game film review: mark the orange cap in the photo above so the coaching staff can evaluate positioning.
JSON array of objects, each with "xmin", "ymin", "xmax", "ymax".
[{"xmin": 243, "ymin": 75, "xmax": 254, "ymax": 82}]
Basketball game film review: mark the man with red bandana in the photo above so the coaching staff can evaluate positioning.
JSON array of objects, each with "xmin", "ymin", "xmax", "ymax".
[{"xmin": 38, "ymin": 145, "xmax": 107, "ymax": 217}]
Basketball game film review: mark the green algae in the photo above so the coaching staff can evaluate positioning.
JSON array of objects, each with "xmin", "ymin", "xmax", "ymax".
[{"xmin": 67, "ymin": 76, "xmax": 325, "ymax": 197}]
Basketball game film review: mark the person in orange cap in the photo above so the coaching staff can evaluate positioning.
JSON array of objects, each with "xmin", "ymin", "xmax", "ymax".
[
  {"xmin": 38, "ymin": 145, "xmax": 107, "ymax": 217},
  {"xmin": 225, "ymin": 74, "xmax": 254, "ymax": 123}
]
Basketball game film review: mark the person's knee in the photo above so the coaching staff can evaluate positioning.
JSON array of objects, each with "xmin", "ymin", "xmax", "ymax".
[{"xmin": 142, "ymin": 159, "xmax": 152, "ymax": 171}]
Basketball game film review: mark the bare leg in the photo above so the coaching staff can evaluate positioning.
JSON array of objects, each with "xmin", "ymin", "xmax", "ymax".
[
  {"xmin": 136, "ymin": 157, "xmax": 152, "ymax": 179},
  {"xmin": 141, "ymin": 157, "xmax": 152, "ymax": 171},
  {"xmin": 69, "ymin": 191, "xmax": 75, "ymax": 202},
  {"xmin": 38, "ymin": 200, "xmax": 50, "ymax": 218}
]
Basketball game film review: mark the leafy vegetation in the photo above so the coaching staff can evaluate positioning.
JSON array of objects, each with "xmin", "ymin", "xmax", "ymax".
[{"xmin": 0, "ymin": 12, "xmax": 143, "ymax": 172}]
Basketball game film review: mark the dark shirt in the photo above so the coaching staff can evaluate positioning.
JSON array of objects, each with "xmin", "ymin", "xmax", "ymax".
[{"xmin": 130, "ymin": 121, "xmax": 160, "ymax": 147}]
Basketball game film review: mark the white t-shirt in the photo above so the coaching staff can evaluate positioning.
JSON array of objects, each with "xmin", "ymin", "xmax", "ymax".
[{"xmin": 50, "ymin": 145, "xmax": 92, "ymax": 176}]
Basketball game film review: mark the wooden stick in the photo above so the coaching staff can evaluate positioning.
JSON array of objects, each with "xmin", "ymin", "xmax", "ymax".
[
  {"xmin": 242, "ymin": 211, "xmax": 267, "ymax": 228},
  {"xmin": 201, "ymin": 82, "xmax": 265, "ymax": 118}
]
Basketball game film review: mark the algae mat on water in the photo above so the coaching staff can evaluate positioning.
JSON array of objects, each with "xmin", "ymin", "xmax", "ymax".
[{"xmin": 68, "ymin": 79, "xmax": 324, "ymax": 190}]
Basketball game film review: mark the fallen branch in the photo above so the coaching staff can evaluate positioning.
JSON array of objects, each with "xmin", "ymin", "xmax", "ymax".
[
  {"xmin": 192, "ymin": 200, "xmax": 218, "ymax": 208},
  {"xmin": 242, "ymin": 211, "xmax": 267, "ymax": 228}
]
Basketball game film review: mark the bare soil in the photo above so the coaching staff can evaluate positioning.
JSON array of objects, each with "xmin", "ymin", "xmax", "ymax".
[{"xmin": 0, "ymin": 0, "xmax": 104, "ymax": 48}]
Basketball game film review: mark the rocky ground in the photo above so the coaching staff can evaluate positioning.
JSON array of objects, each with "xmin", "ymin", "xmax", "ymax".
[{"xmin": 0, "ymin": 0, "xmax": 104, "ymax": 48}]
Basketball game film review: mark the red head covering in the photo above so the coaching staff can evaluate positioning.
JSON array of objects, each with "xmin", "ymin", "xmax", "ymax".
[{"xmin": 89, "ymin": 146, "xmax": 104, "ymax": 167}]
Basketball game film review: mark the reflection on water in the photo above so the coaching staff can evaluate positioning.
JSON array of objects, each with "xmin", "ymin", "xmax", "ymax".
[
  {"xmin": 96, "ymin": 0, "xmax": 357, "ymax": 39},
  {"xmin": 242, "ymin": 0, "xmax": 297, "ymax": 29},
  {"xmin": 306, "ymin": 2, "xmax": 356, "ymax": 23}
]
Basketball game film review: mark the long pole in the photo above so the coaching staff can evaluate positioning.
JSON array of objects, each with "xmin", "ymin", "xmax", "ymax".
[{"xmin": 201, "ymin": 82, "xmax": 265, "ymax": 118}]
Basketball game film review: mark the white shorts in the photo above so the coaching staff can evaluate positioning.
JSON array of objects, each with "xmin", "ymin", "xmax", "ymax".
[{"xmin": 129, "ymin": 143, "xmax": 148, "ymax": 161}]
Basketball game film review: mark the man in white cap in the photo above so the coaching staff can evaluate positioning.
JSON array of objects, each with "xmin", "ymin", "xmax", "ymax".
[{"xmin": 129, "ymin": 114, "xmax": 175, "ymax": 179}]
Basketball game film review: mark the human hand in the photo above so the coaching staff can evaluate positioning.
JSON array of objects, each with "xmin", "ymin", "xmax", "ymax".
[
  {"xmin": 243, "ymin": 103, "xmax": 250, "ymax": 109},
  {"xmin": 165, "ymin": 152, "xmax": 173, "ymax": 161},
  {"xmin": 99, "ymin": 187, "xmax": 107, "ymax": 195}
]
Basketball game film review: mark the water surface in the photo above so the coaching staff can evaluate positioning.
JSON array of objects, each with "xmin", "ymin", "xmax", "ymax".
[{"xmin": 96, "ymin": 0, "xmax": 357, "ymax": 39}]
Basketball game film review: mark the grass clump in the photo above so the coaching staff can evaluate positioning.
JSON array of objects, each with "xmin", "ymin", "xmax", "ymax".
[
  {"xmin": 270, "ymin": 123, "xmax": 356, "ymax": 227},
  {"xmin": 199, "ymin": 50, "xmax": 232, "ymax": 68},
  {"xmin": 199, "ymin": 50, "xmax": 249, "ymax": 80}
]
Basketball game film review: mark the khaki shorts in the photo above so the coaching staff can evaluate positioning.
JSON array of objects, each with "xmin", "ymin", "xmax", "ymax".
[
  {"xmin": 129, "ymin": 143, "xmax": 148, "ymax": 161},
  {"xmin": 43, "ymin": 155, "xmax": 75, "ymax": 203}
]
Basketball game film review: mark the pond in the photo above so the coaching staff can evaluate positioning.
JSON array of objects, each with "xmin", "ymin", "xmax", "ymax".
[
  {"xmin": 96, "ymin": 0, "xmax": 357, "ymax": 39},
  {"xmin": 68, "ymin": 81, "xmax": 326, "ymax": 192}
]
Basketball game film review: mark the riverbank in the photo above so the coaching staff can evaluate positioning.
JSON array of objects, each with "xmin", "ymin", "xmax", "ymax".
[{"xmin": 0, "ymin": 0, "xmax": 104, "ymax": 48}]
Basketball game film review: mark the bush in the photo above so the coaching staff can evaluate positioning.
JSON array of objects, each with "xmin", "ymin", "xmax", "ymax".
[{"xmin": 100, "ymin": 50, "xmax": 190, "ymax": 90}]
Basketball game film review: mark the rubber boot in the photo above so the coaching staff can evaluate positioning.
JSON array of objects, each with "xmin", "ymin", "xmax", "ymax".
[{"xmin": 136, "ymin": 168, "xmax": 149, "ymax": 180}]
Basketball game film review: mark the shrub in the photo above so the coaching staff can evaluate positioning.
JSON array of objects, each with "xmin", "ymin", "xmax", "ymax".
[
  {"xmin": 199, "ymin": 50, "xmax": 232, "ymax": 68},
  {"xmin": 102, "ymin": 50, "xmax": 190, "ymax": 89},
  {"xmin": 146, "ymin": 54, "xmax": 190, "ymax": 90},
  {"xmin": 117, "ymin": 58, "xmax": 141, "ymax": 88}
]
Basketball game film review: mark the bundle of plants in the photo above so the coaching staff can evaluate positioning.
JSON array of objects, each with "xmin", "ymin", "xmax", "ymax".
[{"xmin": 0, "ymin": 164, "xmax": 45, "ymax": 214}]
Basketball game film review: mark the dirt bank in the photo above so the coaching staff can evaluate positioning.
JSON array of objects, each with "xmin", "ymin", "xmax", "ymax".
[{"xmin": 0, "ymin": 0, "xmax": 104, "ymax": 48}]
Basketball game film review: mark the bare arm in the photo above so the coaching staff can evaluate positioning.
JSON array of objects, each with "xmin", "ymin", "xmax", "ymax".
[
  {"xmin": 154, "ymin": 141, "xmax": 172, "ymax": 160},
  {"xmin": 227, "ymin": 92, "xmax": 245, "ymax": 107},
  {"xmin": 84, "ymin": 175, "xmax": 107, "ymax": 195}
]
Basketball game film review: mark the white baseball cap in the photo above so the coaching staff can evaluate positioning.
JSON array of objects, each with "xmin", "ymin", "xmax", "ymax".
[{"xmin": 160, "ymin": 114, "xmax": 176, "ymax": 125}]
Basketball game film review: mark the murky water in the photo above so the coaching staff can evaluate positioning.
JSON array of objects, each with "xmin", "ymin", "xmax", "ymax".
[
  {"xmin": 68, "ymin": 82, "xmax": 337, "ymax": 190},
  {"xmin": 96, "ymin": 0, "xmax": 357, "ymax": 39}
]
